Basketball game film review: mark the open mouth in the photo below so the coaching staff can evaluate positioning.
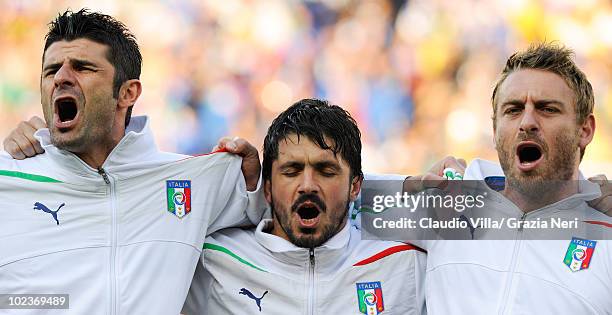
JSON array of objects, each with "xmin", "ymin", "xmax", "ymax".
[
  {"xmin": 53, "ymin": 96, "xmax": 80, "ymax": 129},
  {"xmin": 516, "ymin": 142, "xmax": 544, "ymax": 171},
  {"xmin": 296, "ymin": 202, "xmax": 321, "ymax": 228},
  {"xmin": 55, "ymin": 97, "xmax": 78, "ymax": 122}
]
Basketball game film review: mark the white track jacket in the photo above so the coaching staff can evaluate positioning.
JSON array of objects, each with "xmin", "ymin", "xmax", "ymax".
[
  {"xmin": 184, "ymin": 219, "xmax": 426, "ymax": 315},
  {"xmin": 0, "ymin": 117, "xmax": 266, "ymax": 315},
  {"xmin": 423, "ymin": 159, "xmax": 612, "ymax": 314}
]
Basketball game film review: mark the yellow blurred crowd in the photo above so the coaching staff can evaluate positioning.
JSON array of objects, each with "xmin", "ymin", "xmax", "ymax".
[{"xmin": 1, "ymin": 0, "xmax": 610, "ymax": 176}]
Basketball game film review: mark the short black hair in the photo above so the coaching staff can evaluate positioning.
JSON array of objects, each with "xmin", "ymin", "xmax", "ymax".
[
  {"xmin": 263, "ymin": 99, "xmax": 363, "ymax": 181},
  {"xmin": 43, "ymin": 8, "xmax": 142, "ymax": 127}
]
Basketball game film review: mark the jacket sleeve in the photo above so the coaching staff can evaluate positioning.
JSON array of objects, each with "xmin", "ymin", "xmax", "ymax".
[{"xmin": 201, "ymin": 154, "xmax": 268, "ymax": 236}]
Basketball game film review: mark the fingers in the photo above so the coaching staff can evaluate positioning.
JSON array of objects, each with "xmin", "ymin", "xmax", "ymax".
[
  {"xmin": 215, "ymin": 136, "xmax": 257, "ymax": 157},
  {"xmin": 215, "ymin": 136, "xmax": 239, "ymax": 152},
  {"xmin": 403, "ymin": 173, "xmax": 448, "ymax": 193},
  {"xmin": 429, "ymin": 156, "xmax": 467, "ymax": 178},
  {"xmin": 28, "ymin": 116, "xmax": 47, "ymax": 130},
  {"xmin": 587, "ymin": 174, "xmax": 608, "ymax": 184},
  {"xmin": 457, "ymin": 158, "xmax": 467, "ymax": 168},
  {"xmin": 588, "ymin": 174, "xmax": 610, "ymax": 196},
  {"xmin": 2, "ymin": 116, "xmax": 46, "ymax": 159},
  {"xmin": 587, "ymin": 174, "xmax": 611, "ymax": 215},
  {"xmin": 214, "ymin": 136, "xmax": 261, "ymax": 191},
  {"xmin": 2, "ymin": 139, "xmax": 26, "ymax": 160},
  {"xmin": 402, "ymin": 156, "xmax": 468, "ymax": 193},
  {"xmin": 22, "ymin": 119, "xmax": 45, "ymax": 154},
  {"xmin": 13, "ymin": 131, "xmax": 37, "ymax": 157}
]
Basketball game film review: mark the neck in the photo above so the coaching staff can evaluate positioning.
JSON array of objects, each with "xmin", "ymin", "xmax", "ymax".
[
  {"xmin": 269, "ymin": 217, "xmax": 291, "ymax": 241},
  {"xmin": 75, "ymin": 145, "xmax": 114, "ymax": 169},
  {"xmin": 502, "ymin": 174, "xmax": 580, "ymax": 213},
  {"xmin": 76, "ymin": 128, "xmax": 125, "ymax": 169}
]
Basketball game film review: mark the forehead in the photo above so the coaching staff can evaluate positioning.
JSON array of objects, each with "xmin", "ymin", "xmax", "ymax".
[
  {"xmin": 275, "ymin": 134, "xmax": 347, "ymax": 165},
  {"xmin": 43, "ymin": 38, "xmax": 110, "ymax": 65},
  {"xmin": 497, "ymin": 68, "xmax": 575, "ymax": 106}
]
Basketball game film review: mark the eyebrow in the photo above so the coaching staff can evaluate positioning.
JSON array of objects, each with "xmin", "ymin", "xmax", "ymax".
[
  {"xmin": 278, "ymin": 160, "xmax": 342, "ymax": 171},
  {"xmin": 500, "ymin": 99, "xmax": 565, "ymax": 108},
  {"xmin": 312, "ymin": 160, "xmax": 342, "ymax": 171},
  {"xmin": 42, "ymin": 59, "xmax": 99, "ymax": 73},
  {"xmin": 279, "ymin": 161, "xmax": 304, "ymax": 170}
]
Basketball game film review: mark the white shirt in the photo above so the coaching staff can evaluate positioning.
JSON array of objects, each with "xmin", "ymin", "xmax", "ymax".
[
  {"xmin": 184, "ymin": 219, "xmax": 426, "ymax": 315},
  {"xmin": 423, "ymin": 159, "xmax": 612, "ymax": 314},
  {"xmin": 0, "ymin": 116, "xmax": 267, "ymax": 315}
]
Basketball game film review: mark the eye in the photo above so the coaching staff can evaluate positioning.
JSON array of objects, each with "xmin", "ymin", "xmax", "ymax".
[
  {"xmin": 281, "ymin": 170, "xmax": 300, "ymax": 177},
  {"xmin": 319, "ymin": 168, "xmax": 339, "ymax": 177},
  {"xmin": 77, "ymin": 65, "xmax": 95, "ymax": 72},
  {"xmin": 504, "ymin": 107, "xmax": 521, "ymax": 115},
  {"xmin": 541, "ymin": 107, "xmax": 559, "ymax": 113},
  {"xmin": 44, "ymin": 69, "xmax": 58, "ymax": 77}
]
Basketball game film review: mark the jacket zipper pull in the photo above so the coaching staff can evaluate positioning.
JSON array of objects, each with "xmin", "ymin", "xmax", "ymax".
[
  {"xmin": 309, "ymin": 248, "xmax": 315, "ymax": 268},
  {"xmin": 98, "ymin": 167, "xmax": 110, "ymax": 185},
  {"xmin": 518, "ymin": 212, "xmax": 527, "ymax": 232}
]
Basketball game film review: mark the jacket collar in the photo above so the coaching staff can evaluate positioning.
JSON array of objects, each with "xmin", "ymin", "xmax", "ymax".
[
  {"xmin": 34, "ymin": 116, "xmax": 159, "ymax": 179},
  {"xmin": 465, "ymin": 158, "xmax": 601, "ymax": 212},
  {"xmin": 253, "ymin": 218, "xmax": 352, "ymax": 269}
]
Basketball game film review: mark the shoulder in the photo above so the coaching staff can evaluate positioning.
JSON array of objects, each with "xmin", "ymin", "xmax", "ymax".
[
  {"xmin": 153, "ymin": 150, "xmax": 190, "ymax": 162},
  {"xmin": 0, "ymin": 151, "xmax": 55, "ymax": 174},
  {"xmin": 364, "ymin": 172, "xmax": 407, "ymax": 181},
  {"xmin": 583, "ymin": 208, "xmax": 612, "ymax": 228},
  {"xmin": 347, "ymin": 226, "xmax": 426, "ymax": 267},
  {"xmin": 204, "ymin": 227, "xmax": 259, "ymax": 255}
]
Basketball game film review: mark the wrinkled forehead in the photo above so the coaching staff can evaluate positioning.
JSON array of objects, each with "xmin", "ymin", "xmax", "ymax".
[
  {"xmin": 43, "ymin": 39, "xmax": 110, "ymax": 66},
  {"xmin": 497, "ymin": 69, "xmax": 575, "ymax": 109},
  {"xmin": 277, "ymin": 134, "xmax": 337, "ymax": 159},
  {"xmin": 274, "ymin": 133, "xmax": 353, "ymax": 171}
]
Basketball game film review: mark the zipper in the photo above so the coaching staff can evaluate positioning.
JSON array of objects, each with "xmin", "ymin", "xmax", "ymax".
[
  {"xmin": 58, "ymin": 138, "xmax": 128, "ymax": 315},
  {"xmin": 307, "ymin": 248, "xmax": 316, "ymax": 315},
  {"xmin": 98, "ymin": 168, "xmax": 111, "ymax": 184},
  {"xmin": 498, "ymin": 212, "xmax": 526, "ymax": 315},
  {"xmin": 99, "ymin": 167, "xmax": 118, "ymax": 315},
  {"xmin": 499, "ymin": 204, "xmax": 555, "ymax": 315}
]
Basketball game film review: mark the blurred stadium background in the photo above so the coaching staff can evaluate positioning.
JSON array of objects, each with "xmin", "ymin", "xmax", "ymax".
[{"xmin": 1, "ymin": 0, "xmax": 610, "ymax": 176}]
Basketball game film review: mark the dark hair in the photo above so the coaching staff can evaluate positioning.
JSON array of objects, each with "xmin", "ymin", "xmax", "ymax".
[
  {"xmin": 263, "ymin": 99, "xmax": 363, "ymax": 182},
  {"xmin": 43, "ymin": 8, "xmax": 142, "ymax": 127}
]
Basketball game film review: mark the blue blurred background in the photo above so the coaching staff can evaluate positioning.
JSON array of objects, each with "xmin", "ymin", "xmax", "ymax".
[{"xmin": 1, "ymin": 0, "xmax": 610, "ymax": 176}]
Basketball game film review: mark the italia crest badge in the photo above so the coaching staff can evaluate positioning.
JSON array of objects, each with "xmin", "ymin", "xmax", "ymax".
[
  {"xmin": 166, "ymin": 180, "xmax": 191, "ymax": 218},
  {"xmin": 356, "ymin": 282, "xmax": 384, "ymax": 314},
  {"xmin": 563, "ymin": 237, "xmax": 596, "ymax": 272}
]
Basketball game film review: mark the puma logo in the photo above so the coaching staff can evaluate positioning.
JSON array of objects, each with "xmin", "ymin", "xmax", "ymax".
[
  {"xmin": 239, "ymin": 288, "xmax": 268, "ymax": 312},
  {"xmin": 34, "ymin": 202, "xmax": 65, "ymax": 225}
]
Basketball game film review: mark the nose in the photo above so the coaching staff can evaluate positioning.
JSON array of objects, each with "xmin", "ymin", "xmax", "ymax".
[
  {"xmin": 53, "ymin": 63, "xmax": 76, "ymax": 89},
  {"xmin": 298, "ymin": 168, "xmax": 319, "ymax": 195},
  {"xmin": 519, "ymin": 106, "xmax": 539, "ymax": 134}
]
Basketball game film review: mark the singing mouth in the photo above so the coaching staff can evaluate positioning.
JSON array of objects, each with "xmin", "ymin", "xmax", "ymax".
[
  {"xmin": 516, "ymin": 141, "xmax": 544, "ymax": 172},
  {"xmin": 296, "ymin": 201, "xmax": 322, "ymax": 228},
  {"xmin": 53, "ymin": 95, "xmax": 80, "ymax": 129},
  {"xmin": 55, "ymin": 97, "xmax": 78, "ymax": 121}
]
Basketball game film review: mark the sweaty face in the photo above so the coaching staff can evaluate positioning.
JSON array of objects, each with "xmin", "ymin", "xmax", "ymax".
[
  {"xmin": 41, "ymin": 39, "xmax": 117, "ymax": 153},
  {"xmin": 494, "ymin": 69, "xmax": 582, "ymax": 197},
  {"xmin": 265, "ymin": 134, "xmax": 361, "ymax": 248}
]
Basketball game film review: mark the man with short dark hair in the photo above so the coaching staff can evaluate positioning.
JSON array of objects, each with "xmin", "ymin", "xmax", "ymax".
[
  {"xmin": 184, "ymin": 99, "xmax": 426, "ymax": 314},
  {"xmin": 0, "ymin": 9, "xmax": 265, "ymax": 314}
]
